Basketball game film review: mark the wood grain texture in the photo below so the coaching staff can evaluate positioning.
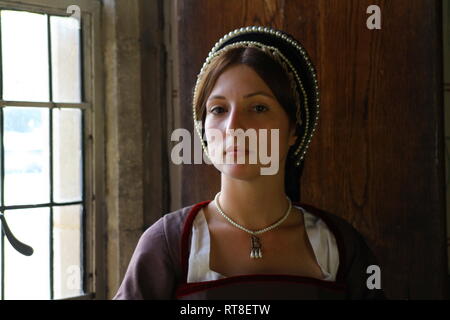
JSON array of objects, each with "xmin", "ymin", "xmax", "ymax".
[
  {"xmin": 140, "ymin": 0, "xmax": 171, "ymax": 229},
  {"xmin": 174, "ymin": 0, "xmax": 447, "ymax": 299}
]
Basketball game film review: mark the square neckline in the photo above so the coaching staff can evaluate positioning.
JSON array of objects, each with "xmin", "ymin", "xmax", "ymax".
[{"xmin": 189, "ymin": 205, "xmax": 334, "ymax": 281}]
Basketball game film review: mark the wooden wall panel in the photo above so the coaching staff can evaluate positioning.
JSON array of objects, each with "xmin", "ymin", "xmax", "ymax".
[
  {"xmin": 303, "ymin": 0, "xmax": 447, "ymax": 299},
  {"xmin": 140, "ymin": 0, "xmax": 171, "ymax": 229},
  {"xmin": 174, "ymin": 0, "xmax": 447, "ymax": 299}
]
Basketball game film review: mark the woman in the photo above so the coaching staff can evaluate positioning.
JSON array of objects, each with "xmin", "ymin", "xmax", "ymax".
[{"xmin": 114, "ymin": 26, "xmax": 386, "ymax": 300}]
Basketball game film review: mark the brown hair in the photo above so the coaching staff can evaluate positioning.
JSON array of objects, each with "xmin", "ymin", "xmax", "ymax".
[{"xmin": 193, "ymin": 46, "xmax": 303, "ymax": 201}]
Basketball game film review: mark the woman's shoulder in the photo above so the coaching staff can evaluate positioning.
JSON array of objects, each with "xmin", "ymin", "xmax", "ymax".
[
  {"xmin": 296, "ymin": 203, "xmax": 377, "ymax": 273},
  {"xmin": 296, "ymin": 202, "xmax": 363, "ymax": 241},
  {"xmin": 298, "ymin": 202, "xmax": 386, "ymax": 299},
  {"xmin": 139, "ymin": 202, "xmax": 205, "ymax": 247},
  {"xmin": 114, "ymin": 202, "xmax": 204, "ymax": 300}
]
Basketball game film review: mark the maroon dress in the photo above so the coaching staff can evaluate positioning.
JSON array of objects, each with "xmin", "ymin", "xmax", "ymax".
[{"xmin": 114, "ymin": 201, "xmax": 386, "ymax": 300}]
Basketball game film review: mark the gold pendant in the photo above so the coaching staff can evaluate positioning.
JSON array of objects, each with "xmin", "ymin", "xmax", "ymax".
[{"xmin": 250, "ymin": 235, "xmax": 262, "ymax": 259}]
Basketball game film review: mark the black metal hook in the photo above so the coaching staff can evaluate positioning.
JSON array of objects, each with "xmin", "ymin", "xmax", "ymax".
[{"xmin": 0, "ymin": 213, "xmax": 33, "ymax": 256}]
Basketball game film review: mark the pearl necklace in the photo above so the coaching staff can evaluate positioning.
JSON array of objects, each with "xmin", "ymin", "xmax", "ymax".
[{"xmin": 213, "ymin": 192, "xmax": 292, "ymax": 259}]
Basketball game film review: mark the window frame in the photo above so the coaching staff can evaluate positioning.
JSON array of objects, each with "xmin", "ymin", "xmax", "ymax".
[{"xmin": 0, "ymin": 0, "xmax": 105, "ymax": 300}]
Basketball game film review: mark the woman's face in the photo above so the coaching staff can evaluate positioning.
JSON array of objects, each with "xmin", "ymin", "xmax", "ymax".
[{"xmin": 204, "ymin": 64, "xmax": 297, "ymax": 179}]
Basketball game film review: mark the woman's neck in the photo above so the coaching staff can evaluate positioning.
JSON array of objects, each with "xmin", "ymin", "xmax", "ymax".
[{"xmin": 216, "ymin": 173, "xmax": 292, "ymax": 230}]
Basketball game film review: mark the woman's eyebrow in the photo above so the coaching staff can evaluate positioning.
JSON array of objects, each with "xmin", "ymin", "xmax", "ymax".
[{"xmin": 207, "ymin": 91, "xmax": 276, "ymax": 101}]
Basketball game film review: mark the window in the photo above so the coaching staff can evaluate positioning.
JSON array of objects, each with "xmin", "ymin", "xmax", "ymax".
[{"xmin": 0, "ymin": 0, "xmax": 103, "ymax": 300}]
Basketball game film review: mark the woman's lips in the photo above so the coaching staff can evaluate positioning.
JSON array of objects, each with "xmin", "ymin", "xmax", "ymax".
[{"xmin": 225, "ymin": 147, "xmax": 249, "ymax": 154}]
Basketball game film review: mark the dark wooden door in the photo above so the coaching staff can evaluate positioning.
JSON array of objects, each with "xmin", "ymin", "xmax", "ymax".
[{"xmin": 173, "ymin": 0, "xmax": 448, "ymax": 299}]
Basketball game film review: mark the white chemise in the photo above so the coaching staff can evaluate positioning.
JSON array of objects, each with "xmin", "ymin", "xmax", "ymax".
[{"xmin": 187, "ymin": 205, "xmax": 340, "ymax": 283}]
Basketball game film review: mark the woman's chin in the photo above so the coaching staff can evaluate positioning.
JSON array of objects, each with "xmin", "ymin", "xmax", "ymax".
[{"xmin": 216, "ymin": 162, "xmax": 262, "ymax": 180}]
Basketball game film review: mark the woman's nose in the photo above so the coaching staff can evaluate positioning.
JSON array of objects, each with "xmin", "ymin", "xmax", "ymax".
[{"xmin": 225, "ymin": 107, "xmax": 245, "ymax": 133}]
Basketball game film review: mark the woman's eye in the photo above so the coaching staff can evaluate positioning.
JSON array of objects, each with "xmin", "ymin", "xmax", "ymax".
[
  {"xmin": 209, "ymin": 106, "xmax": 226, "ymax": 114},
  {"xmin": 253, "ymin": 105, "xmax": 269, "ymax": 113}
]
